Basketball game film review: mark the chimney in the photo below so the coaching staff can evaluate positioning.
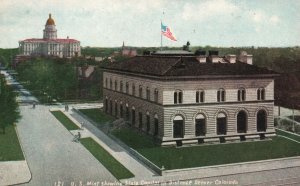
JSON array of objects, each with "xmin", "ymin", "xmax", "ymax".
[
  {"xmin": 238, "ymin": 51, "xmax": 253, "ymax": 65},
  {"xmin": 208, "ymin": 50, "xmax": 220, "ymax": 63},
  {"xmin": 226, "ymin": 55, "xmax": 236, "ymax": 63},
  {"xmin": 195, "ymin": 50, "xmax": 206, "ymax": 63}
]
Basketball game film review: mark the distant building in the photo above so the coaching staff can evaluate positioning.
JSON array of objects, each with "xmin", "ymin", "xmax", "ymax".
[
  {"xmin": 102, "ymin": 51, "xmax": 278, "ymax": 146},
  {"xmin": 121, "ymin": 42, "xmax": 137, "ymax": 57},
  {"xmin": 19, "ymin": 14, "xmax": 81, "ymax": 58}
]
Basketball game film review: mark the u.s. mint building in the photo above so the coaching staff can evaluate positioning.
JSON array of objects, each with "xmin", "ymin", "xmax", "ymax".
[
  {"xmin": 102, "ymin": 51, "xmax": 278, "ymax": 146},
  {"xmin": 19, "ymin": 14, "xmax": 81, "ymax": 58}
]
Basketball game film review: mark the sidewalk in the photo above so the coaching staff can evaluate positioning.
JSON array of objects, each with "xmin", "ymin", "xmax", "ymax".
[
  {"xmin": 62, "ymin": 108, "xmax": 156, "ymax": 180},
  {"xmin": 0, "ymin": 161, "xmax": 31, "ymax": 186}
]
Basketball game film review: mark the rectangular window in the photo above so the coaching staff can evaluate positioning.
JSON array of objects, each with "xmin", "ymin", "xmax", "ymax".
[
  {"xmin": 196, "ymin": 91, "xmax": 199, "ymax": 103},
  {"xmin": 146, "ymin": 89, "xmax": 150, "ymax": 100},
  {"xmin": 221, "ymin": 91, "xmax": 225, "ymax": 101},
  {"xmin": 139, "ymin": 87, "xmax": 143, "ymax": 98},
  {"xmin": 200, "ymin": 91, "xmax": 204, "ymax": 102},
  {"xmin": 174, "ymin": 92, "xmax": 178, "ymax": 104},
  {"xmin": 132, "ymin": 85, "xmax": 135, "ymax": 96},
  {"xmin": 154, "ymin": 90, "xmax": 158, "ymax": 102},
  {"xmin": 179, "ymin": 92, "xmax": 183, "ymax": 103}
]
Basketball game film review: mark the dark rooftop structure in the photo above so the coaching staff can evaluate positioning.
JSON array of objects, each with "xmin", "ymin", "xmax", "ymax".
[{"xmin": 102, "ymin": 55, "xmax": 278, "ymax": 78}]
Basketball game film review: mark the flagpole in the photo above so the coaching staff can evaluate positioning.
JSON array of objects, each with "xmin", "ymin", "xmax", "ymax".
[{"xmin": 160, "ymin": 20, "xmax": 162, "ymax": 51}]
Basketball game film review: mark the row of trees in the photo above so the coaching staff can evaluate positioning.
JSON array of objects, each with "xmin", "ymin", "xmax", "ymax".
[
  {"xmin": 16, "ymin": 58, "xmax": 78, "ymax": 102},
  {"xmin": 0, "ymin": 48, "xmax": 18, "ymax": 68},
  {"xmin": 16, "ymin": 57, "xmax": 102, "ymax": 102},
  {"xmin": 0, "ymin": 75, "xmax": 20, "ymax": 134}
]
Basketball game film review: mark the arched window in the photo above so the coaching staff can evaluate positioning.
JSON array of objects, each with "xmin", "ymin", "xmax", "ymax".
[
  {"xmin": 154, "ymin": 114, "xmax": 159, "ymax": 136},
  {"xmin": 195, "ymin": 114, "xmax": 206, "ymax": 136},
  {"xmin": 257, "ymin": 110, "xmax": 267, "ymax": 132},
  {"xmin": 154, "ymin": 89, "xmax": 159, "ymax": 102},
  {"xmin": 105, "ymin": 98, "xmax": 108, "ymax": 113},
  {"xmin": 120, "ymin": 103, "xmax": 123, "ymax": 118},
  {"xmin": 132, "ymin": 84, "xmax": 135, "ymax": 96},
  {"xmin": 125, "ymin": 104, "xmax": 129, "ymax": 121},
  {"xmin": 120, "ymin": 81, "xmax": 123, "ymax": 92},
  {"xmin": 237, "ymin": 111, "xmax": 247, "ymax": 133},
  {"xmin": 146, "ymin": 112, "xmax": 150, "ymax": 132},
  {"xmin": 114, "ymin": 80, "xmax": 117, "ymax": 91},
  {"xmin": 257, "ymin": 88, "xmax": 265, "ymax": 100},
  {"xmin": 217, "ymin": 112, "xmax": 227, "ymax": 135},
  {"xmin": 114, "ymin": 101, "xmax": 118, "ymax": 117},
  {"xmin": 238, "ymin": 88, "xmax": 246, "ymax": 101},
  {"xmin": 126, "ymin": 82, "xmax": 129, "ymax": 94},
  {"xmin": 196, "ymin": 90, "xmax": 205, "ymax": 103},
  {"xmin": 139, "ymin": 85, "xmax": 143, "ymax": 98},
  {"xmin": 146, "ymin": 87, "xmax": 150, "ymax": 100},
  {"xmin": 139, "ymin": 112, "xmax": 143, "ymax": 129},
  {"xmin": 109, "ymin": 100, "xmax": 113, "ymax": 114},
  {"xmin": 174, "ymin": 90, "xmax": 183, "ymax": 104},
  {"xmin": 173, "ymin": 115, "xmax": 184, "ymax": 138},
  {"xmin": 131, "ymin": 107, "xmax": 136, "ymax": 126},
  {"xmin": 217, "ymin": 88, "xmax": 225, "ymax": 102}
]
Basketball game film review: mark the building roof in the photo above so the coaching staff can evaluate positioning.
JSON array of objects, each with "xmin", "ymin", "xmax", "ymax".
[
  {"xmin": 103, "ymin": 56, "xmax": 278, "ymax": 78},
  {"xmin": 46, "ymin": 14, "xmax": 55, "ymax": 25},
  {"xmin": 21, "ymin": 38, "xmax": 79, "ymax": 44}
]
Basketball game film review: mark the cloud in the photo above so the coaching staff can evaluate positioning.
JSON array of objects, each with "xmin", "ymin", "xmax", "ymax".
[
  {"xmin": 181, "ymin": 0, "xmax": 239, "ymax": 21},
  {"xmin": 249, "ymin": 11, "xmax": 266, "ymax": 23},
  {"xmin": 270, "ymin": 15, "xmax": 280, "ymax": 25}
]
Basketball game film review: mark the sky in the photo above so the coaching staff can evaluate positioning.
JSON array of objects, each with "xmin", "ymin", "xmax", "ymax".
[{"xmin": 0, "ymin": 0, "xmax": 299, "ymax": 48}]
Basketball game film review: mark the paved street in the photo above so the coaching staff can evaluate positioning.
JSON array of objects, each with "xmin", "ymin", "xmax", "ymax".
[{"xmin": 17, "ymin": 105, "xmax": 117, "ymax": 186}]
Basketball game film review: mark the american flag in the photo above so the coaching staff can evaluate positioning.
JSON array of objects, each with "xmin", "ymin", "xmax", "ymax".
[{"xmin": 161, "ymin": 22, "xmax": 177, "ymax": 41}]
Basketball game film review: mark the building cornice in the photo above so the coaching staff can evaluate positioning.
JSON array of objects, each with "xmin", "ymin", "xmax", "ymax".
[{"xmin": 102, "ymin": 68, "xmax": 278, "ymax": 81}]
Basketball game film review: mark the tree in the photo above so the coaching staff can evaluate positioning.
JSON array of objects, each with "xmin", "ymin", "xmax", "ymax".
[
  {"xmin": 0, "ymin": 76, "xmax": 20, "ymax": 134},
  {"xmin": 182, "ymin": 41, "xmax": 191, "ymax": 51}
]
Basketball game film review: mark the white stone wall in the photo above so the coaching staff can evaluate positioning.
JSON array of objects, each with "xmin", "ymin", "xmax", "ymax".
[
  {"xmin": 19, "ymin": 41, "xmax": 81, "ymax": 57},
  {"xmin": 162, "ymin": 78, "xmax": 274, "ymax": 104},
  {"xmin": 162, "ymin": 102, "xmax": 274, "ymax": 140},
  {"xmin": 103, "ymin": 71, "xmax": 276, "ymax": 144}
]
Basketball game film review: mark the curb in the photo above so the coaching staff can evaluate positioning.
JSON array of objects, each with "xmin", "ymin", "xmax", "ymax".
[{"xmin": 11, "ymin": 124, "xmax": 32, "ymax": 186}]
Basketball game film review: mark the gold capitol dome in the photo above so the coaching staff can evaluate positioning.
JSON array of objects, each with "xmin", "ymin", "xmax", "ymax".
[{"xmin": 46, "ymin": 13, "xmax": 55, "ymax": 25}]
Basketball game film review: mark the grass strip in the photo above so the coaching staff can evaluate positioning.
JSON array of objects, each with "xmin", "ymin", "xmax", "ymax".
[
  {"xmin": 78, "ymin": 109, "xmax": 114, "ymax": 125},
  {"xmin": 80, "ymin": 138, "xmax": 134, "ymax": 179},
  {"xmin": 0, "ymin": 125, "xmax": 24, "ymax": 161},
  {"xmin": 276, "ymin": 128, "xmax": 300, "ymax": 142},
  {"xmin": 112, "ymin": 128, "xmax": 300, "ymax": 170},
  {"xmin": 51, "ymin": 111, "xmax": 80, "ymax": 130}
]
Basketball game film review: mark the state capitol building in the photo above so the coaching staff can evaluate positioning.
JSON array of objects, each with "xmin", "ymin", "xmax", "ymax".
[{"xmin": 19, "ymin": 14, "xmax": 81, "ymax": 58}]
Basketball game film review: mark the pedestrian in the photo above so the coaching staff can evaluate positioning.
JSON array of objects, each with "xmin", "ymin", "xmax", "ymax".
[
  {"xmin": 73, "ymin": 132, "xmax": 81, "ymax": 142},
  {"xmin": 32, "ymin": 102, "xmax": 35, "ymax": 109},
  {"xmin": 78, "ymin": 131, "xmax": 81, "ymax": 139},
  {"xmin": 66, "ymin": 105, "xmax": 69, "ymax": 112}
]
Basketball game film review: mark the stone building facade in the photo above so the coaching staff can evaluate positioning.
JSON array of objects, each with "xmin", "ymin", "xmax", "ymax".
[
  {"xmin": 102, "ymin": 54, "xmax": 278, "ymax": 146},
  {"xmin": 19, "ymin": 14, "xmax": 81, "ymax": 58}
]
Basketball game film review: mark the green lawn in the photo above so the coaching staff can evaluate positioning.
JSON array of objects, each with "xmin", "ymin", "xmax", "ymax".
[
  {"xmin": 80, "ymin": 138, "xmax": 134, "ymax": 180},
  {"xmin": 112, "ymin": 128, "xmax": 300, "ymax": 170},
  {"xmin": 51, "ymin": 111, "xmax": 80, "ymax": 130},
  {"xmin": 276, "ymin": 128, "xmax": 300, "ymax": 142},
  {"xmin": 78, "ymin": 109, "xmax": 114, "ymax": 125},
  {"xmin": 0, "ymin": 125, "xmax": 24, "ymax": 161}
]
